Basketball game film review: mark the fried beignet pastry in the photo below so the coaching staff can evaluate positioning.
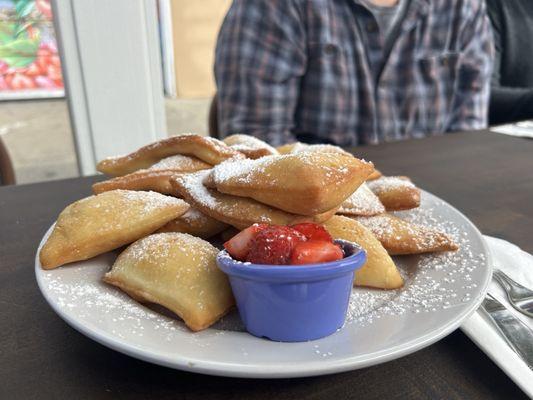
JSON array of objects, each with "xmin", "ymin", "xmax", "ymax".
[
  {"xmin": 276, "ymin": 142, "xmax": 300, "ymax": 154},
  {"xmin": 147, "ymin": 154, "xmax": 211, "ymax": 171},
  {"xmin": 92, "ymin": 170, "xmax": 177, "ymax": 195},
  {"xmin": 367, "ymin": 169, "xmax": 382, "ymax": 181},
  {"xmin": 171, "ymin": 170, "xmax": 337, "ymax": 230},
  {"xmin": 222, "ymin": 134, "xmax": 278, "ymax": 159},
  {"xmin": 367, "ymin": 176, "xmax": 421, "ymax": 211},
  {"xmin": 93, "ymin": 154, "xmax": 212, "ymax": 195},
  {"xmin": 293, "ymin": 143, "xmax": 353, "ymax": 156},
  {"xmin": 324, "ymin": 216, "xmax": 403, "ymax": 289},
  {"xmin": 207, "ymin": 152, "xmax": 374, "ymax": 215},
  {"xmin": 354, "ymin": 214, "xmax": 458, "ymax": 255},
  {"xmin": 103, "ymin": 233, "xmax": 234, "ymax": 331},
  {"xmin": 156, "ymin": 207, "xmax": 229, "ymax": 239},
  {"xmin": 39, "ymin": 190, "xmax": 189, "ymax": 269},
  {"xmin": 338, "ymin": 183, "xmax": 385, "ymax": 216},
  {"xmin": 276, "ymin": 142, "xmax": 352, "ymax": 157},
  {"xmin": 96, "ymin": 134, "xmax": 244, "ymax": 176}
]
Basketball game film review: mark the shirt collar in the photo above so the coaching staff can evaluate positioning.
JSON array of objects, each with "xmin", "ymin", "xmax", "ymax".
[{"xmin": 352, "ymin": 0, "xmax": 429, "ymax": 31}]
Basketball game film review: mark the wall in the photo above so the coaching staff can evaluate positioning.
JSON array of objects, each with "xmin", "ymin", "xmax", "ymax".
[{"xmin": 170, "ymin": 0, "xmax": 231, "ymax": 99}]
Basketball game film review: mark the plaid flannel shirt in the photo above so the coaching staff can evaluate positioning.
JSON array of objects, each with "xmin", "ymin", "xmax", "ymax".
[{"xmin": 214, "ymin": 0, "xmax": 494, "ymax": 146}]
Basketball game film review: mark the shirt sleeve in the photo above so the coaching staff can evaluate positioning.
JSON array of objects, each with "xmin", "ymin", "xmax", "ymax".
[
  {"xmin": 214, "ymin": 0, "xmax": 307, "ymax": 145},
  {"xmin": 447, "ymin": 0, "xmax": 494, "ymax": 132}
]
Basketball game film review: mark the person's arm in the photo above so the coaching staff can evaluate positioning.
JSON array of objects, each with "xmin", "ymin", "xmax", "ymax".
[
  {"xmin": 214, "ymin": 0, "xmax": 306, "ymax": 145},
  {"xmin": 446, "ymin": 1, "xmax": 494, "ymax": 132}
]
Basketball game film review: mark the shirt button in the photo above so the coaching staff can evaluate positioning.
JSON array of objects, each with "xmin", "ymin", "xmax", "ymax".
[
  {"xmin": 366, "ymin": 21, "xmax": 378, "ymax": 33},
  {"xmin": 324, "ymin": 44, "xmax": 336, "ymax": 55}
]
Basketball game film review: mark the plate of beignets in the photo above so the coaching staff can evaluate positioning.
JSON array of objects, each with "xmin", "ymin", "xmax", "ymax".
[{"xmin": 35, "ymin": 133, "xmax": 491, "ymax": 378}]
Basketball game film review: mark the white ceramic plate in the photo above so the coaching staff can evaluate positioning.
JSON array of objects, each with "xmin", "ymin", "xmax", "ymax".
[{"xmin": 35, "ymin": 191, "xmax": 491, "ymax": 378}]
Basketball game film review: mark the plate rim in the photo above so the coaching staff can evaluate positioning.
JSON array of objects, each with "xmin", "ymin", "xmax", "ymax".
[{"xmin": 35, "ymin": 190, "xmax": 493, "ymax": 378}]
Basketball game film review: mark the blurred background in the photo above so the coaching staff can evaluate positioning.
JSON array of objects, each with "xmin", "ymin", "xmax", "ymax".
[
  {"xmin": 0, "ymin": 0, "xmax": 230, "ymax": 184},
  {"xmin": 1, "ymin": 0, "xmax": 532, "ymax": 186}
]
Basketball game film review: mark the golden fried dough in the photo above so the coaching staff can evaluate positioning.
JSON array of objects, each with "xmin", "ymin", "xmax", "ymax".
[
  {"xmin": 292, "ymin": 143, "xmax": 353, "ymax": 156},
  {"xmin": 147, "ymin": 154, "xmax": 212, "ymax": 171},
  {"xmin": 276, "ymin": 142, "xmax": 352, "ymax": 156},
  {"xmin": 324, "ymin": 216, "xmax": 403, "ymax": 289},
  {"xmin": 338, "ymin": 183, "xmax": 385, "ymax": 216},
  {"xmin": 208, "ymin": 152, "xmax": 374, "ymax": 215},
  {"xmin": 156, "ymin": 207, "xmax": 229, "ymax": 239},
  {"xmin": 103, "ymin": 233, "xmax": 234, "ymax": 331},
  {"xmin": 171, "ymin": 170, "xmax": 337, "ymax": 230},
  {"xmin": 367, "ymin": 169, "xmax": 382, "ymax": 181},
  {"xmin": 276, "ymin": 142, "xmax": 300, "ymax": 154},
  {"xmin": 92, "ymin": 170, "xmax": 177, "ymax": 195},
  {"xmin": 39, "ymin": 190, "xmax": 189, "ymax": 269},
  {"xmin": 222, "ymin": 134, "xmax": 278, "ymax": 159},
  {"xmin": 96, "ymin": 134, "xmax": 244, "ymax": 176},
  {"xmin": 367, "ymin": 176, "xmax": 421, "ymax": 211},
  {"xmin": 93, "ymin": 154, "xmax": 212, "ymax": 195},
  {"xmin": 354, "ymin": 214, "xmax": 458, "ymax": 255}
]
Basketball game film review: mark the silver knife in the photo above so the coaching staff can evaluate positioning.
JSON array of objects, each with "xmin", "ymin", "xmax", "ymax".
[{"xmin": 479, "ymin": 293, "xmax": 533, "ymax": 370}]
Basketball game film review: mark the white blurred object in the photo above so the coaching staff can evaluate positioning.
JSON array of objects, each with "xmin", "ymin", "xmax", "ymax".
[
  {"xmin": 159, "ymin": 0, "xmax": 176, "ymax": 98},
  {"xmin": 462, "ymin": 236, "xmax": 533, "ymax": 398},
  {"xmin": 52, "ymin": 0, "xmax": 167, "ymax": 175},
  {"xmin": 490, "ymin": 120, "xmax": 533, "ymax": 138}
]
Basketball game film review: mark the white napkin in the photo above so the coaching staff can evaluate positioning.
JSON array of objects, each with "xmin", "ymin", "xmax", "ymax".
[
  {"xmin": 461, "ymin": 235, "xmax": 533, "ymax": 398},
  {"xmin": 490, "ymin": 121, "xmax": 533, "ymax": 138}
]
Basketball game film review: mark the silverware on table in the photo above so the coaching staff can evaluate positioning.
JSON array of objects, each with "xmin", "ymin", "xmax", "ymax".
[
  {"xmin": 493, "ymin": 269, "xmax": 533, "ymax": 318},
  {"xmin": 480, "ymin": 293, "xmax": 533, "ymax": 370}
]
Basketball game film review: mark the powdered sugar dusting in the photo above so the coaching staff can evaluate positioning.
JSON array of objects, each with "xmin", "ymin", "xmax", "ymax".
[
  {"xmin": 148, "ymin": 154, "xmax": 208, "ymax": 171},
  {"xmin": 68, "ymin": 190, "xmax": 185, "ymax": 234},
  {"xmin": 211, "ymin": 152, "xmax": 354, "ymax": 187},
  {"xmin": 345, "ymin": 195, "xmax": 485, "ymax": 326},
  {"xmin": 338, "ymin": 183, "xmax": 385, "ymax": 216},
  {"xmin": 39, "ymin": 191, "xmax": 487, "ymax": 350},
  {"xmin": 41, "ymin": 261, "xmax": 193, "ymax": 340},
  {"xmin": 355, "ymin": 210, "xmax": 457, "ymax": 253},
  {"xmin": 290, "ymin": 143, "xmax": 351, "ymax": 156},
  {"xmin": 110, "ymin": 233, "xmax": 218, "ymax": 281},
  {"xmin": 179, "ymin": 207, "xmax": 207, "ymax": 224},
  {"xmin": 212, "ymin": 157, "xmax": 267, "ymax": 184},
  {"xmin": 116, "ymin": 190, "xmax": 185, "ymax": 214},
  {"xmin": 176, "ymin": 170, "xmax": 234, "ymax": 212},
  {"xmin": 223, "ymin": 134, "xmax": 278, "ymax": 155},
  {"xmin": 367, "ymin": 176, "xmax": 415, "ymax": 195},
  {"xmin": 176, "ymin": 170, "xmax": 285, "ymax": 225}
]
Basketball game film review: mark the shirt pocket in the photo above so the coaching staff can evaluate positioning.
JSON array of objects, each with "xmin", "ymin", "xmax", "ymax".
[
  {"xmin": 416, "ymin": 52, "xmax": 460, "ymax": 133},
  {"xmin": 305, "ymin": 42, "xmax": 348, "ymax": 86},
  {"xmin": 297, "ymin": 42, "xmax": 351, "ymax": 133}
]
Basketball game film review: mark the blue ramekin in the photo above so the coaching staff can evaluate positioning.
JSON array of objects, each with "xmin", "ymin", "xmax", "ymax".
[{"xmin": 216, "ymin": 239, "xmax": 366, "ymax": 342}]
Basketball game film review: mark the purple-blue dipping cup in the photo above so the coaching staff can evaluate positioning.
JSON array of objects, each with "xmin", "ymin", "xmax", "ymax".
[{"xmin": 216, "ymin": 239, "xmax": 366, "ymax": 342}]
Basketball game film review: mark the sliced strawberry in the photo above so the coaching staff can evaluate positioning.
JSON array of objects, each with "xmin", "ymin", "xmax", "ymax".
[
  {"xmin": 246, "ymin": 226, "xmax": 306, "ymax": 265},
  {"xmin": 290, "ymin": 241, "xmax": 343, "ymax": 265},
  {"xmin": 224, "ymin": 223, "xmax": 268, "ymax": 261},
  {"xmin": 291, "ymin": 223, "xmax": 333, "ymax": 242}
]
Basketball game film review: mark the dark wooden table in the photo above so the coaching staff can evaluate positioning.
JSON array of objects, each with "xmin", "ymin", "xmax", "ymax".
[{"xmin": 1, "ymin": 131, "xmax": 532, "ymax": 399}]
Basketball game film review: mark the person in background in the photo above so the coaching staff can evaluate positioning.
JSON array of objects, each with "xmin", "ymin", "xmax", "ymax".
[
  {"xmin": 214, "ymin": 0, "xmax": 494, "ymax": 146},
  {"xmin": 486, "ymin": 0, "xmax": 533, "ymax": 126}
]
